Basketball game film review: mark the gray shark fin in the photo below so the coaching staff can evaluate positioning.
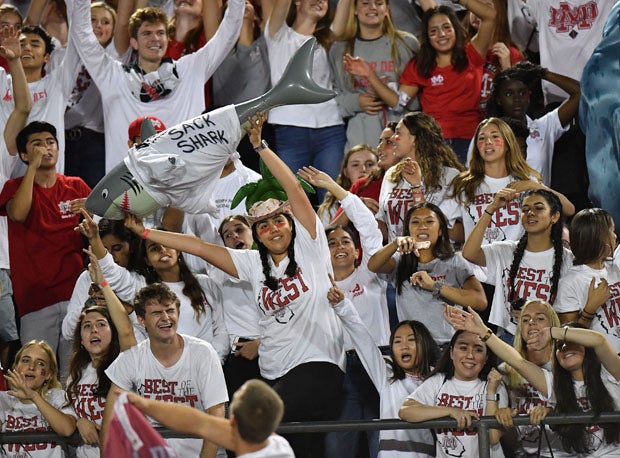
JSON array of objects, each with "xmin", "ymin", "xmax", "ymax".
[{"xmin": 140, "ymin": 118, "xmax": 158, "ymax": 142}]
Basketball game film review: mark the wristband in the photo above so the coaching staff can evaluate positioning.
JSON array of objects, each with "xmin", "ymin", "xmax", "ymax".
[
  {"xmin": 254, "ymin": 139, "xmax": 269, "ymax": 153},
  {"xmin": 484, "ymin": 209, "xmax": 494, "ymax": 217},
  {"xmin": 480, "ymin": 328, "xmax": 493, "ymax": 342},
  {"xmin": 99, "ymin": 280, "xmax": 109, "ymax": 289},
  {"xmin": 432, "ymin": 280, "xmax": 445, "ymax": 299},
  {"xmin": 485, "ymin": 393, "xmax": 499, "ymax": 402},
  {"xmin": 141, "ymin": 228, "xmax": 151, "ymax": 239}
]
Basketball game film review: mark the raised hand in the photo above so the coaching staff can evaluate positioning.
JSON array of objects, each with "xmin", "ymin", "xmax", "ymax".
[
  {"xmin": 123, "ymin": 213, "xmax": 146, "ymax": 237},
  {"xmin": 84, "ymin": 246, "xmax": 105, "ymax": 285},
  {"xmin": 75, "ymin": 208, "xmax": 99, "ymax": 240},
  {"xmin": 5, "ymin": 369, "xmax": 38, "ymax": 401},
  {"xmin": 443, "ymin": 305, "xmax": 486, "ymax": 335},
  {"xmin": 343, "ymin": 53, "xmax": 372, "ymax": 78},
  {"xmin": 0, "ymin": 26, "xmax": 21, "ymax": 61},
  {"xmin": 297, "ymin": 166, "xmax": 337, "ymax": 190},
  {"xmin": 487, "ymin": 187, "xmax": 519, "ymax": 213},
  {"xmin": 327, "ymin": 273, "xmax": 344, "ymax": 306},
  {"xmin": 243, "ymin": 112, "xmax": 268, "ymax": 149}
]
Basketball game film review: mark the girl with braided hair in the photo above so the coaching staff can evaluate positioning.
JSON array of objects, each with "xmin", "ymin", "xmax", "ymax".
[
  {"xmin": 123, "ymin": 113, "xmax": 345, "ymax": 458},
  {"xmin": 462, "ymin": 186, "xmax": 573, "ymax": 344}
]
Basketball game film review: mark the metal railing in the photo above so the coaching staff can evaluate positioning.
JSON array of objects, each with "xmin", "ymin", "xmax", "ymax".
[{"xmin": 2, "ymin": 411, "xmax": 620, "ymax": 458}]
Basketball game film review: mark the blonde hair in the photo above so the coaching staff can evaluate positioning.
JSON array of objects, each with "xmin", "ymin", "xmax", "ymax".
[
  {"xmin": 504, "ymin": 301, "xmax": 560, "ymax": 391},
  {"xmin": 317, "ymin": 144, "xmax": 377, "ymax": 223},
  {"xmin": 451, "ymin": 117, "xmax": 542, "ymax": 205},
  {"xmin": 13, "ymin": 340, "xmax": 61, "ymax": 398}
]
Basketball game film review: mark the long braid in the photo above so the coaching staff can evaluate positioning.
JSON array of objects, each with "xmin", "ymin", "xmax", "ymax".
[
  {"xmin": 257, "ymin": 243, "xmax": 279, "ymax": 291},
  {"xmin": 507, "ymin": 233, "xmax": 528, "ymax": 303},
  {"xmin": 548, "ymin": 220, "xmax": 564, "ymax": 304},
  {"xmin": 284, "ymin": 222, "xmax": 298, "ymax": 278}
]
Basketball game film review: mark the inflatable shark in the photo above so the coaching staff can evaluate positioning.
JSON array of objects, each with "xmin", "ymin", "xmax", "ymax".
[
  {"xmin": 579, "ymin": 2, "xmax": 620, "ymax": 227},
  {"xmin": 85, "ymin": 37, "xmax": 336, "ymax": 219}
]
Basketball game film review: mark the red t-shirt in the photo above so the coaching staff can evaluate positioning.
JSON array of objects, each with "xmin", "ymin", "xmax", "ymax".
[
  {"xmin": 480, "ymin": 46, "xmax": 524, "ymax": 107},
  {"xmin": 0, "ymin": 174, "xmax": 91, "ymax": 317},
  {"xmin": 332, "ymin": 175, "xmax": 383, "ymax": 223},
  {"xmin": 400, "ymin": 42, "xmax": 485, "ymax": 139}
]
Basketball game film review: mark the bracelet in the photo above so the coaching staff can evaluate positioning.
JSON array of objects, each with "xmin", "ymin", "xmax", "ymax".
[
  {"xmin": 432, "ymin": 280, "xmax": 445, "ymax": 299},
  {"xmin": 480, "ymin": 328, "xmax": 493, "ymax": 342},
  {"xmin": 484, "ymin": 209, "xmax": 494, "ymax": 217},
  {"xmin": 141, "ymin": 228, "xmax": 151, "ymax": 239},
  {"xmin": 485, "ymin": 393, "xmax": 499, "ymax": 402},
  {"xmin": 579, "ymin": 310, "xmax": 595, "ymax": 321},
  {"xmin": 563, "ymin": 326, "xmax": 568, "ymax": 341},
  {"xmin": 99, "ymin": 280, "xmax": 109, "ymax": 289}
]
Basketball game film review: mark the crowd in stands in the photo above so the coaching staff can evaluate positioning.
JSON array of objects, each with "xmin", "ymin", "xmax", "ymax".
[{"xmin": 0, "ymin": 0, "xmax": 619, "ymax": 457}]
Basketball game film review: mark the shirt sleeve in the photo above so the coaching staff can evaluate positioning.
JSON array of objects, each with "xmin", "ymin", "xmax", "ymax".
[
  {"xmin": 98, "ymin": 252, "xmax": 146, "ymax": 302},
  {"xmin": 201, "ymin": 276, "xmax": 230, "ymax": 364},
  {"xmin": 105, "ymin": 348, "xmax": 138, "ymax": 391},
  {"xmin": 62, "ymin": 270, "xmax": 93, "ymax": 340}
]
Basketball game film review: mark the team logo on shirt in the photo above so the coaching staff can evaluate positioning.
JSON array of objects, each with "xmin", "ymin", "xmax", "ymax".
[
  {"xmin": 73, "ymin": 383, "xmax": 105, "ymax": 421},
  {"xmin": 595, "ymin": 281, "xmax": 620, "ymax": 339},
  {"xmin": 58, "ymin": 200, "xmax": 78, "ymax": 219},
  {"xmin": 4, "ymin": 414, "xmax": 58, "ymax": 454},
  {"xmin": 549, "ymin": 1, "xmax": 598, "ymax": 35},
  {"xmin": 138, "ymin": 378, "xmax": 199, "ymax": 406},
  {"xmin": 430, "ymin": 75, "xmax": 444, "ymax": 86},
  {"xmin": 259, "ymin": 267, "xmax": 309, "ymax": 324}
]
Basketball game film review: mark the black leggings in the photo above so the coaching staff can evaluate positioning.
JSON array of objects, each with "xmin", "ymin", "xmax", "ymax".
[{"xmin": 269, "ymin": 361, "xmax": 344, "ymax": 458}]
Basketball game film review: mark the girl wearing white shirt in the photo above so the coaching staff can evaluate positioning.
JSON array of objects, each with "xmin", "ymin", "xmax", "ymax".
[{"xmin": 447, "ymin": 306, "xmax": 620, "ymax": 457}]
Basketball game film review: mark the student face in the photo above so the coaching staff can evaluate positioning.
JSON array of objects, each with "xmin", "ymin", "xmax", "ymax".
[
  {"xmin": 427, "ymin": 14, "xmax": 456, "ymax": 53},
  {"xmin": 221, "ymin": 220, "xmax": 253, "ymax": 250},
  {"xmin": 377, "ymin": 127, "xmax": 398, "ymax": 169},
  {"xmin": 520, "ymin": 194, "xmax": 559, "ymax": 236},
  {"xmin": 139, "ymin": 300, "xmax": 179, "ymax": 341},
  {"xmin": 0, "ymin": 12, "xmax": 22, "ymax": 31},
  {"xmin": 392, "ymin": 324, "xmax": 419, "ymax": 374},
  {"xmin": 450, "ymin": 332, "xmax": 488, "ymax": 381},
  {"xmin": 131, "ymin": 21, "xmax": 169, "ymax": 65},
  {"xmin": 102, "ymin": 234, "xmax": 131, "ymax": 268},
  {"xmin": 476, "ymin": 123, "xmax": 506, "ymax": 165},
  {"xmin": 14, "ymin": 345, "xmax": 52, "ymax": 391},
  {"xmin": 145, "ymin": 240, "xmax": 180, "ymax": 275},
  {"xmin": 519, "ymin": 302, "xmax": 552, "ymax": 346},
  {"xmin": 19, "ymin": 33, "xmax": 50, "ymax": 72},
  {"xmin": 407, "ymin": 207, "xmax": 441, "ymax": 248},
  {"xmin": 327, "ymin": 228, "xmax": 358, "ymax": 270},
  {"xmin": 295, "ymin": 0, "xmax": 329, "ymax": 21},
  {"xmin": 497, "ymin": 79, "xmax": 530, "ymax": 118},
  {"xmin": 91, "ymin": 7, "xmax": 115, "ymax": 47},
  {"xmin": 344, "ymin": 149, "xmax": 378, "ymax": 183},
  {"xmin": 255, "ymin": 214, "xmax": 293, "ymax": 257},
  {"xmin": 555, "ymin": 340, "xmax": 585, "ymax": 375},
  {"xmin": 355, "ymin": 0, "xmax": 389, "ymax": 29},
  {"xmin": 81, "ymin": 311, "xmax": 113, "ymax": 359},
  {"xmin": 393, "ymin": 120, "xmax": 415, "ymax": 158},
  {"xmin": 22, "ymin": 132, "xmax": 58, "ymax": 169}
]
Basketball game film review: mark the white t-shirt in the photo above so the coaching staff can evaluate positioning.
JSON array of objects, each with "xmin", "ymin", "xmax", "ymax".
[
  {"xmin": 457, "ymin": 175, "xmax": 524, "ymax": 244},
  {"xmin": 525, "ymin": 0, "xmax": 617, "ymax": 104},
  {"xmin": 333, "ymin": 298, "xmax": 435, "ymax": 457},
  {"xmin": 526, "ymin": 109, "xmax": 569, "ymax": 186},
  {"xmin": 555, "ymin": 263, "xmax": 620, "ymax": 353},
  {"xmin": 210, "ymin": 164, "xmax": 261, "ymax": 227},
  {"xmin": 411, "ymin": 373, "xmax": 508, "ymax": 458},
  {"xmin": 228, "ymin": 214, "xmax": 345, "ymax": 379},
  {"xmin": 67, "ymin": 362, "xmax": 104, "ymax": 458},
  {"xmin": 264, "ymin": 22, "xmax": 343, "ymax": 128},
  {"xmin": 377, "ymin": 166, "xmax": 460, "ymax": 242},
  {"xmin": 542, "ymin": 366, "xmax": 620, "ymax": 457},
  {"xmin": 238, "ymin": 435, "xmax": 295, "ymax": 458},
  {"xmin": 393, "ymin": 253, "xmax": 476, "ymax": 344},
  {"xmin": 482, "ymin": 241, "xmax": 573, "ymax": 335},
  {"xmin": 105, "ymin": 334, "xmax": 228, "ymax": 457},
  {"xmin": 337, "ymin": 193, "xmax": 390, "ymax": 349},
  {"xmin": 0, "ymin": 388, "xmax": 75, "ymax": 458},
  {"xmin": 66, "ymin": 0, "xmax": 244, "ymax": 172},
  {"xmin": 0, "ymin": 42, "xmax": 81, "ymax": 175}
]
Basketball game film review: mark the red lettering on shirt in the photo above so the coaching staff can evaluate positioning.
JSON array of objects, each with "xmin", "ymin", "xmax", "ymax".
[
  {"xmin": 143, "ymin": 379, "xmax": 179, "ymax": 395},
  {"xmin": 259, "ymin": 267, "xmax": 310, "ymax": 313},
  {"xmin": 549, "ymin": 1, "xmax": 598, "ymax": 33},
  {"xmin": 602, "ymin": 282, "xmax": 620, "ymax": 329}
]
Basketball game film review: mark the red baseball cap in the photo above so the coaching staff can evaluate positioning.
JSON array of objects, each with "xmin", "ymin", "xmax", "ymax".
[{"xmin": 127, "ymin": 116, "xmax": 166, "ymax": 141}]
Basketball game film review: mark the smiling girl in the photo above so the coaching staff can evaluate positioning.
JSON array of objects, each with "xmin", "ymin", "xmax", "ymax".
[
  {"xmin": 0, "ymin": 341, "xmax": 76, "ymax": 458},
  {"xmin": 328, "ymin": 279, "xmax": 437, "ymax": 457},
  {"xmin": 399, "ymin": 329, "xmax": 506, "ymax": 457},
  {"xmin": 446, "ymin": 306, "xmax": 620, "ymax": 457},
  {"xmin": 369, "ymin": 201, "xmax": 486, "ymax": 345},
  {"xmin": 462, "ymin": 187, "xmax": 572, "ymax": 342}
]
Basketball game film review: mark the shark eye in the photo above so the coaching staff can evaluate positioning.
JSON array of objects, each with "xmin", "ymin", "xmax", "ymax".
[{"xmin": 101, "ymin": 188, "xmax": 109, "ymax": 199}]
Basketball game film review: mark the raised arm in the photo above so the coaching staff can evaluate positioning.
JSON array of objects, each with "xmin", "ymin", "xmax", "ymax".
[
  {"xmin": 267, "ymin": 0, "xmax": 290, "ymax": 37},
  {"xmin": 125, "ymin": 392, "xmax": 236, "ymax": 450},
  {"xmin": 84, "ymin": 247, "xmax": 137, "ymax": 350},
  {"xmin": 444, "ymin": 305, "xmax": 548, "ymax": 395},
  {"xmin": 411, "ymin": 271, "xmax": 487, "ymax": 311},
  {"xmin": 124, "ymin": 214, "xmax": 239, "ymax": 278},
  {"xmin": 545, "ymin": 71, "xmax": 581, "ymax": 127},
  {"xmin": 247, "ymin": 113, "xmax": 317, "ymax": 235},
  {"xmin": 203, "ymin": 0, "xmax": 223, "ymax": 41},
  {"xmin": 331, "ymin": 0, "xmax": 353, "ymax": 39},
  {"xmin": 113, "ymin": 0, "xmax": 136, "ymax": 56},
  {"xmin": 2, "ymin": 26, "xmax": 31, "ymax": 157},
  {"xmin": 462, "ymin": 187, "xmax": 519, "ymax": 266},
  {"xmin": 5, "ymin": 147, "xmax": 43, "ymax": 223},
  {"xmin": 465, "ymin": 0, "xmax": 497, "ymax": 58}
]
